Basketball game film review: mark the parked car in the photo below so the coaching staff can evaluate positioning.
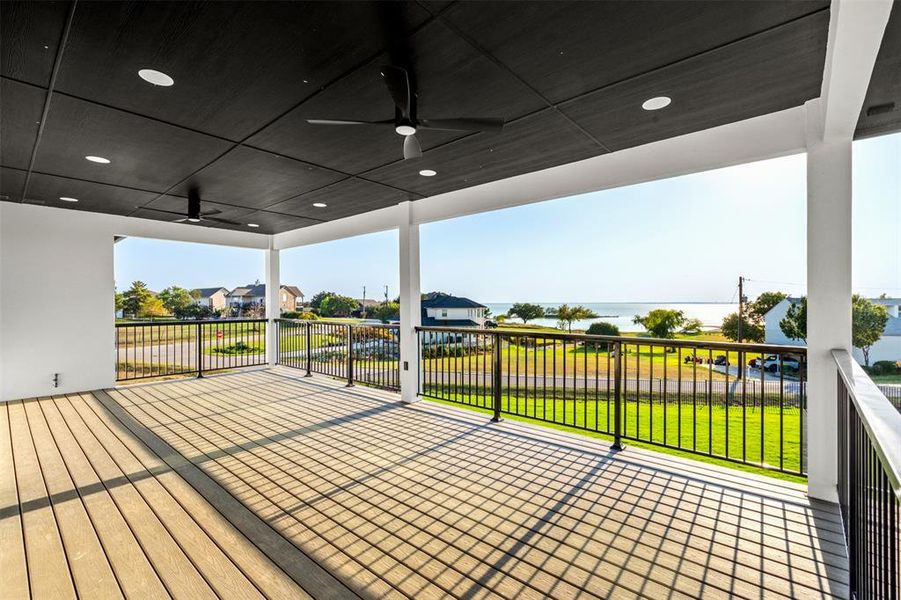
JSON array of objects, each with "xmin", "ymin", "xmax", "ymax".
[
  {"xmin": 762, "ymin": 355, "xmax": 802, "ymax": 373},
  {"xmin": 714, "ymin": 355, "xmax": 728, "ymax": 366}
]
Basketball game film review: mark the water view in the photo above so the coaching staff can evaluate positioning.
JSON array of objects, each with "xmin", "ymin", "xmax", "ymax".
[{"xmin": 485, "ymin": 302, "xmax": 738, "ymax": 332}]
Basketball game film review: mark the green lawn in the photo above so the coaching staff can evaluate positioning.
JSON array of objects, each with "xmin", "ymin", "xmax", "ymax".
[
  {"xmin": 421, "ymin": 386, "xmax": 805, "ymax": 483},
  {"xmin": 871, "ymin": 373, "xmax": 901, "ymax": 384}
]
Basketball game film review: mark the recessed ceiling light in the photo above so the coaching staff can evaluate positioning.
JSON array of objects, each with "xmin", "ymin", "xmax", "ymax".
[
  {"xmin": 85, "ymin": 155, "xmax": 110, "ymax": 164},
  {"xmin": 59, "ymin": 196, "xmax": 79, "ymax": 202},
  {"xmin": 312, "ymin": 202, "xmax": 327, "ymax": 208},
  {"xmin": 247, "ymin": 223, "xmax": 260, "ymax": 228},
  {"xmin": 138, "ymin": 69, "xmax": 174, "ymax": 87},
  {"xmin": 641, "ymin": 96, "xmax": 671, "ymax": 111},
  {"xmin": 395, "ymin": 124, "xmax": 416, "ymax": 136},
  {"xmin": 419, "ymin": 169, "xmax": 437, "ymax": 177}
]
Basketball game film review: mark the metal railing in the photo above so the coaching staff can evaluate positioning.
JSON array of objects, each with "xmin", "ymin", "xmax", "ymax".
[
  {"xmin": 115, "ymin": 319, "xmax": 267, "ymax": 381},
  {"xmin": 276, "ymin": 319, "xmax": 400, "ymax": 391},
  {"xmin": 417, "ymin": 326, "xmax": 807, "ymax": 476},
  {"xmin": 835, "ymin": 349, "xmax": 900, "ymax": 599}
]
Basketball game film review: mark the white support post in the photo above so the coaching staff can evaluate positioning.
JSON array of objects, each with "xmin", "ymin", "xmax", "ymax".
[
  {"xmin": 398, "ymin": 202, "xmax": 421, "ymax": 402},
  {"xmin": 805, "ymin": 102, "xmax": 852, "ymax": 502},
  {"xmin": 265, "ymin": 246, "xmax": 280, "ymax": 367}
]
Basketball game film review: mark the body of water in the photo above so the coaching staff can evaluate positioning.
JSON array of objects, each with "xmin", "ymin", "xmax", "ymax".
[{"xmin": 484, "ymin": 302, "xmax": 737, "ymax": 332}]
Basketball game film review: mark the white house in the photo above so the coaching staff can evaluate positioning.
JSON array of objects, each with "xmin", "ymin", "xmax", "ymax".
[
  {"xmin": 420, "ymin": 293, "xmax": 488, "ymax": 328},
  {"xmin": 765, "ymin": 297, "xmax": 901, "ymax": 365},
  {"xmin": 192, "ymin": 287, "xmax": 228, "ymax": 311}
]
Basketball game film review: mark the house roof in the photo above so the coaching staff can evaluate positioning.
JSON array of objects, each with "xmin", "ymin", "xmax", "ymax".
[
  {"xmin": 229, "ymin": 285, "xmax": 261, "ymax": 297},
  {"xmin": 193, "ymin": 287, "xmax": 227, "ymax": 298},
  {"xmin": 282, "ymin": 285, "xmax": 303, "ymax": 298},
  {"xmin": 421, "ymin": 293, "xmax": 486, "ymax": 309},
  {"xmin": 356, "ymin": 299, "xmax": 380, "ymax": 307}
]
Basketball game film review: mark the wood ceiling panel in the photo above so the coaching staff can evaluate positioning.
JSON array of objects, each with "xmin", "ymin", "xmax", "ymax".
[
  {"xmin": 227, "ymin": 210, "xmax": 323, "ymax": 235},
  {"xmin": 0, "ymin": 79, "xmax": 45, "ymax": 171},
  {"xmin": 560, "ymin": 12, "xmax": 828, "ymax": 152},
  {"xmin": 0, "ymin": 1, "xmax": 70, "ymax": 87},
  {"xmin": 22, "ymin": 171, "xmax": 159, "ymax": 215},
  {"xmin": 140, "ymin": 194, "xmax": 256, "ymax": 223},
  {"xmin": 265, "ymin": 177, "xmax": 418, "ymax": 220},
  {"xmin": 364, "ymin": 110, "xmax": 600, "ymax": 197},
  {"xmin": 856, "ymin": 3, "xmax": 901, "ymax": 138},
  {"xmin": 443, "ymin": 0, "xmax": 829, "ymax": 104},
  {"xmin": 33, "ymin": 94, "xmax": 233, "ymax": 192},
  {"xmin": 54, "ymin": 1, "xmax": 431, "ymax": 141},
  {"xmin": 168, "ymin": 147, "xmax": 345, "ymax": 210},
  {"xmin": 246, "ymin": 20, "xmax": 545, "ymax": 174},
  {"xmin": 0, "ymin": 168, "xmax": 27, "ymax": 202}
]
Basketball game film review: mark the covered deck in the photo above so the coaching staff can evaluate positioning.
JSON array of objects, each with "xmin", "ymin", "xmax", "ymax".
[{"xmin": 3, "ymin": 369, "xmax": 847, "ymax": 599}]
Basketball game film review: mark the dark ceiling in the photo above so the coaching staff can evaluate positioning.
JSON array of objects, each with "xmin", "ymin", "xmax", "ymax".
[
  {"xmin": 856, "ymin": 2, "xmax": 901, "ymax": 139},
  {"xmin": 1, "ymin": 1, "xmax": 831, "ymax": 234}
]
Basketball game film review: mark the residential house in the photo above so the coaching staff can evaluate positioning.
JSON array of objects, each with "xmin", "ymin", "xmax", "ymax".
[
  {"xmin": 765, "ymin": 297, "xmax": 901, "ymax": 364},
  {"xmin": 227, "ymin": 284, "xmax": 301, "ymax": 314},
  {"xmin": 191, "ymin": 287, "xmax": 228, "ymax": 312},
  {"xmin": 354, "ymin": 298, "xmax": 380, "ymax": 317},
  {"xmin": 421, "ymin": 293, "xmax": 488, "ymax": 328}
]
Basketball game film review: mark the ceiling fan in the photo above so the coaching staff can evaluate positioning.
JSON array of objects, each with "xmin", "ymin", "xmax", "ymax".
[
  {"xmin": 306, "ymin": 65, "xmax": 505, "ymax": 160},
  {"xmin": 142, "ymin": 187, "xmax": 242, "ymax": 225}
]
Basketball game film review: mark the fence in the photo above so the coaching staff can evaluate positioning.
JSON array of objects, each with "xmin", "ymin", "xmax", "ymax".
[
  {"xmin": 115, "ymin": 319, "xmax": 267, "ymax": 381},
  {"xmin": 417, "ymin": 326, "xmax": 807, "ymax": 476},
  {"xmin": 275, "ymin": 319, "xmax": 400, "ymax": 391},
  {"xmin": 835, "ymin": 349, "xmax": 900, "ymax": 599}
]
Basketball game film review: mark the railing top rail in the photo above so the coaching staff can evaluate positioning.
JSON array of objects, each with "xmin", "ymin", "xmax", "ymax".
[
  {"xmin": 116, "ymin": 318, "xmax": 267, "ymax": 327},
  {"xmin": 833, "ymin": 349, "xmax": 901, "ymax": 499},
  {"xmin": 415, "ymin": 325, "xmax": 807, "ymax": 355},
  {"xmin": 276, "ymin": 318, "xmax": 399, "ymax": 329}
]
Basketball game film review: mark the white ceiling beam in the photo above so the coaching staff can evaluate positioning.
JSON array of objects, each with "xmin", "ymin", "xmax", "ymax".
[
  {"xmin": 819, "ymin": 0, "xmax": 893, "ymax": 142},
  {"xmin": 274, "ymin": 104, "xmax": 807, "ymax": 249}
]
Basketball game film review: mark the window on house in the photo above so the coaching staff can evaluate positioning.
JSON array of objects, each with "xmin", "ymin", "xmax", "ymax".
[{"xmin": 441, "ymin": 309, "xmax": 448, "ymax": 317}]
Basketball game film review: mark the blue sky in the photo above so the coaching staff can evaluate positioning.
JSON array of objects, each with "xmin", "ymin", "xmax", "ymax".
[{"xmin": 116, "ymin": 132, "xmax": 900, "ymax": 302}]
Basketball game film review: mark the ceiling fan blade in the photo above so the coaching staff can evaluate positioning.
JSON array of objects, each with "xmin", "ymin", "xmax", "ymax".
[
  {"xmin": 419, "ymin": 118, "xmax": 505, "ymax": 133},
  {"xmin": 403, "ymin": 134, "xmax": 422, "ymax": 160},
  {"xmin": 380, "ymin": 65, "xmax": 411, "ymax": 119},
  {"xmin": 306, "ymin": 119, "xmax": 394, "ymax": 126},
  {"xmin": 202, "ymin": 215, "xmax": 244, "ymax": 226},
  {"xmin": 141, "ymin": 207, "xmax": 188, "ymax": 217}
]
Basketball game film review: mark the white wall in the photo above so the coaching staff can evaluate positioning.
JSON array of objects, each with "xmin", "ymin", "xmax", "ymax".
[
  {"xmin": 0, "ymin": 202, "xmax": 267, "ymax": 401},
  {"xmin": 852, "ymin": 337, "xmax": 901, "ymax": 365}
]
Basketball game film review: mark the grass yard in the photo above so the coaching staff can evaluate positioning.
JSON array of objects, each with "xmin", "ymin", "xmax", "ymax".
[{"xmin": 421, "ymin": 386, "xmax": 805, "ymax": 482}]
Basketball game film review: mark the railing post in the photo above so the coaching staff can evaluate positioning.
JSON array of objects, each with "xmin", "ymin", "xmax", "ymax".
[
  {"xmin": 346, "ymin": 324, "xmax": 354, "ymax": 387},
  {"xmin": 196, "ymin": 321, "xmax": 204, "ymax": 378},
  {"xmin": 612, "ymin": 341, "xmax": 623, "ymax": 451},
  {"xmin": 491, "ymin": 332, "xmax": 502, "ymax": 422},
  {"xmin": 304, "ymin": 322, "xmax": 313, "ymax": 377}
]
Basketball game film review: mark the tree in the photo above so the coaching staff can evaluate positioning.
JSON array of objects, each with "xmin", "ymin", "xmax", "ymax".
[
  {"xmin": 680, "ymin": 318, "xmax": 704, "ymax": 335},
  {"xmin": 508, "ymin": 302, "xmax": 545, "ymax": 324},
  {"xmin": 319, "ymin": 294, "xmax": 359, "ymax": 317},
  {"xmin": 779, "ymin": 298, "xmax": 807, "ymax": 343},
  {"xmin": 586, "ymin": 322, "xmax": 620, "ymax": 336},
  {"xmin": 852, "ymin": 295, "xmax": 889, "ymax": 366},
  {"xmin": 114, "ymin": 291, "xmax": 125, "ymax": 313},
  {"xmin": 177, "ymin": 303, "xmax": 214, "ymax": 320},
  {"xmin": 158, "ymin": 286, "xmax": 194, "ymax": 316},
  {"xmin": 122, "ymin": 281, "xmax": 154, "ymax": 317},
  {"xmin": 749, "ymin": 291, "xmax": 788, "ymax": 321},
  {"xmin": 721, "ymin": 313, "xmax": 764, "ymax": 343},
  {"xmin": 372, "ymin": 302, "xmax": 400, "ymax": 323},
  {"xmin": 309, "ymin": 291, "xmax": 336, "ymax": 310},
  {"xmin": 633, "ymin": 309, "xmax": 685, "ymax": 339},
  {"xmin": 547, "ymin": 304, "xmax": 598, "ymax": 332},
  {"xmin": 137, "ymin": 296, "xmax": 167, "ymax": 318}
]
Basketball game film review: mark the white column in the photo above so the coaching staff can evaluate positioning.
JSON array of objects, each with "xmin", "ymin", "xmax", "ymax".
[
  {"xmin": 805, "ymin": 124, "xmax": 852, "ymax": 502},
  {"xmin": 398, "ymin": 202, "xmax": 421, "ymax": 402},
  {"xmin": 265, "ymin": 247, "xmax": 280, "ymax": 367}
]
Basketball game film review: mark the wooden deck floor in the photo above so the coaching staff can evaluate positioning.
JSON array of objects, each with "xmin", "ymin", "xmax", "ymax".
[{"xmin": 2, "ymin": 369, "xmax": 848, "ymax": 599}]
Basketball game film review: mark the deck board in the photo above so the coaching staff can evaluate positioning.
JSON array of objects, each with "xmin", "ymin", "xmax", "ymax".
[
  {"xmin": 107, "ymin": 369, "xmax": 847, "ymax": 599},
  {"xmin": 2, "ymin": 369, "xmax": 849, "ymax": 599}
]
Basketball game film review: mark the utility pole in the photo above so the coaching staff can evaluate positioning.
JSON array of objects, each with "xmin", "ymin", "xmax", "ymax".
[
  {"xmin": 362, "ymin": 285, "xmax": 366, "ymax": 300},
  {"xmin": 384, "ymin": 285, "xmax": 389, "ymax": 305},
  {"xmin": 737, "ymin": 275, "xmax": 745, "ymax": 380}
]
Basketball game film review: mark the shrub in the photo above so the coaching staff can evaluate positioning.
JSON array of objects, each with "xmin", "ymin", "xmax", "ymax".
[
  {"xmin": 586, "ymin": 322, "xmax": 620, "ymax": 337},
  {"xmin": 870, "ymin": 360, "xmax": 900, "ymax": 376},
  {"xmin": 282, "ymin": 311, "xmax": 318, "ymax": 320},
  {"xmin": 211, "ymin": 341, "xmax": 263, "ymax": 355}
]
